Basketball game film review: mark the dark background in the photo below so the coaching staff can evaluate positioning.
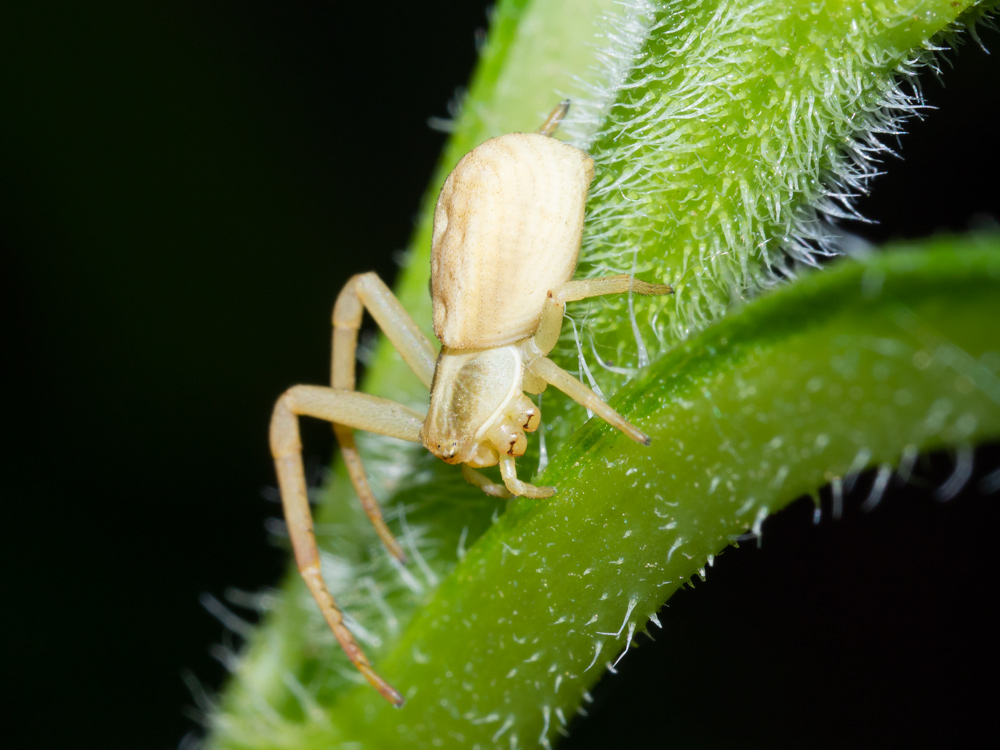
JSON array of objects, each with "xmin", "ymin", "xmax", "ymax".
[{"xmin": 3, "ymin": 2, "xmax": 998, "ymax": 748}]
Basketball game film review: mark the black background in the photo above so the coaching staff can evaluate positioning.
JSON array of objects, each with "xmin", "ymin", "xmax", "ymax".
[{"xmin": 3, "ymin": 2, "xmax": 998, "ymax": 748}]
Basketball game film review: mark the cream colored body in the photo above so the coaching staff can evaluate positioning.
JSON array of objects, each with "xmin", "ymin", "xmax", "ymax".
[
  {"xmin": 269, "ymin": 103, "xmax": 672, "ymax": 707},
  {"xmin": 431, "ymin": 132, "xmax": 594, "ymax": 348}
]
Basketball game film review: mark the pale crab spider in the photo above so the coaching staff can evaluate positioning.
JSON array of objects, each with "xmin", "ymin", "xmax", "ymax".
[{"xmin": 270, "ymin": 102, "xmax": 672, "ymax": 706}]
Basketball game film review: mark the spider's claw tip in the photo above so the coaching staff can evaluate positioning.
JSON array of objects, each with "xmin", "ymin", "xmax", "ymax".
[
  {"xmin": 382, "ymin": 536, "xmax": 408, "ymax": 564},
  {"xmin": 629, "ymin": 429, "xmax": 651, "ymax": 446}
]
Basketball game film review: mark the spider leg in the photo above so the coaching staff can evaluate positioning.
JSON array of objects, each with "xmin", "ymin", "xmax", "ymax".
[
  {"xmin": 498, "ymin": 455, "xmax": 555, "ymax": 499},
  {"xmin": 533, "ymin": 274, "xmax": 672, "ymax": 354},
  {"xmin": 526, "ymin": 274, "xmax": 672, "ymax": 443},
  {"xmin": 331, "ymin": 272, "xmax": 437, "ymax": 561},
  {"xmin": 270, "ymin": 385, "xmax": 423, "ymax": 707},
  {"xmin": 332, "ymin": 272, "xmax": 436, "ymax": 390},
  {"xmin": 528, "ymin": 355, "xmax": 650, "ymax": 446},
  {"xmin": 537, "ymin": 100, "xmax": 570, "ymax": 136},
  {"xmin": 461, "ymin": 464, "xmax": 513, "ymax": 498}
]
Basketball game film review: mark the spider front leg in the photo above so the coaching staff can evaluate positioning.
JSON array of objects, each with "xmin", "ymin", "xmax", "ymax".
[
  {"xmin": 270, "ymin": 385, "xmax": 425, "ymax": 706},
  {"xmin": 331, "ymin": 272, "xmax": 437, "ymax": 560}
]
